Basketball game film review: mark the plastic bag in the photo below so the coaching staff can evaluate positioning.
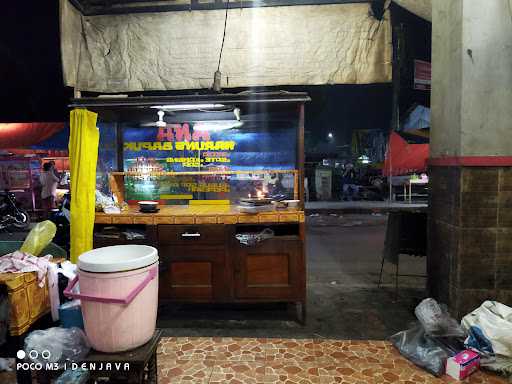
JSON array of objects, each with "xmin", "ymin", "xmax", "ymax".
[
  {"xmin": 415, "ymin": 298, "xmax": 466, "ymax": 338},
  {"xmin": 462, "ymin": 301, "xmax": 512, "ymax": 358},
  {"xmin": 95, "ymin": 189, "xmax": 113, "ymax": 212},
  {"xmin": 390, "ymin": 323, "xmax": 461, "ymax": 377},
  {"xmin": 19, "ymin": 220, "xmax": 57, "ymax": 256},
  {"xmin": 55, "ymin": 368, "xmax": 90, "ymax": 384},
  {"xmin": 54, "ymin": 368, "xmax": 91, "ymax": 384},
  {"xmin": 236, "ymin": 228, "xmax": 274, "ymax": 246},
  {"xmin": 48, "ymin": 261, "xmax": 77, "ymax": 321},
  {"xmin": 24, "ymin": 327, "xmax": 90, "ymax": 366}
]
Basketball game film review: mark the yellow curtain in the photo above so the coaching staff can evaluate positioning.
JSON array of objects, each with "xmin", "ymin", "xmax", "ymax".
[{"xmin": 69, "ymin": 109, "xmax": 99, "ymax": 263}]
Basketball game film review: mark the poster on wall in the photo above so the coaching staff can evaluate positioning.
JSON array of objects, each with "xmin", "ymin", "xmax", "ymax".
[{"xmin": 122, "ymin": 114, "xmax": 298, "ymax": 204}]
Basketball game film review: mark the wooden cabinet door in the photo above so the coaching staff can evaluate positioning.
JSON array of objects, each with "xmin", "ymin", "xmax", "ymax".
[
  {"xmin": 159, "ymin": 245, "xmax": 231, "ymax": 302},
  {"xmin": 234, "ymin": 238, "xmax": 304, "ymax": 300}
]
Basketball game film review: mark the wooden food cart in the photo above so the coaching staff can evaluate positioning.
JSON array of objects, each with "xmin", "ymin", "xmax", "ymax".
[{"xmin": 71, "ymin": 92, "xmax": 309, "ymax": 321}]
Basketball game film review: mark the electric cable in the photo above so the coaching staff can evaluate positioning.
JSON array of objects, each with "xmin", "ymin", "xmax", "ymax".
[{"xmin": 217, "ymin": 0, "xmax": 230, "ymax": 72}]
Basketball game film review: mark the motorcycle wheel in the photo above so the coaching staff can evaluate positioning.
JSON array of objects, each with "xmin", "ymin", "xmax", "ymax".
[{"xmin": 11, "ymin": 209, "xmax": 31, "ymax": 229}]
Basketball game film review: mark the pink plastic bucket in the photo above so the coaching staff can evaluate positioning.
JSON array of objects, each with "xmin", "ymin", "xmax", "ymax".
[{"xmin": 64, "ymin": 245, "xmax": 159, "ymax": 353}]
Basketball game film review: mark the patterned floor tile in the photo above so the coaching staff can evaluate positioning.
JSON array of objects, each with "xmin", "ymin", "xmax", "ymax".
[
  {"xmin": 159, "ymin": 337, "xmax": 226, "ymax": 360},
  {"xmin": 265, "ymin": 338, "xmax": 321, "ymax": 363},
  {"xmin": 158, "ymin": 359, "xmax": 215, "ymax": 383},
  {"xmin": 217, "ymin": 338, "xmax": 268, "ymax": 362},
  {"xmin": 156, "ymin": 337, "xmax": 509, "ymax": 384},
  {"xmin": 266, "ymin": 361, "xmax": 321, "ymax": 383},
  {"xmin": 316, "ymin": 340, "xmax": 398, "ymax": 364},
  {"xmin": 209, "ymin": 362, "xmax": 267, "ymax": 384}
]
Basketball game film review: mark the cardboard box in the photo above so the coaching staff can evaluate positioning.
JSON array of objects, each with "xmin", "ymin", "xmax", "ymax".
[{"xmin": 446, "ymin": 350, "xmax": 480, "ymax": 380}]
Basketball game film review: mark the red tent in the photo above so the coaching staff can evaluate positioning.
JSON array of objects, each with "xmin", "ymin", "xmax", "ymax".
[
  {"xmin": 0, "ymin": 123, "xmax": 65, "ymax": 149},
  {"xmin": 383, "ymin": 132, "xmax": 429, "ymax": 176}
]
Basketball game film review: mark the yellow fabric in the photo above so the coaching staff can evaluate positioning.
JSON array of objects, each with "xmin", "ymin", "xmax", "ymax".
[{"xmin": 69, "ymin": 109, "xmax": 99, "ymax": 263}]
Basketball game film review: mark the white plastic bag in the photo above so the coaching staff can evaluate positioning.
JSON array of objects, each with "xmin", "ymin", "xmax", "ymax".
[
  {"xmin": 47, "ymin": 261, "xmax": 77, "ymax": 321},
  {"xmin": 462, "ymin": 301, "xmax": 512, "ymax": 358}
]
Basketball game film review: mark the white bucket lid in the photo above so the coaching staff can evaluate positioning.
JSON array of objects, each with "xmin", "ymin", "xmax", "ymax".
[{"xmin": 78, "ymin": 245, "xmax": 158, "ymax": 273}]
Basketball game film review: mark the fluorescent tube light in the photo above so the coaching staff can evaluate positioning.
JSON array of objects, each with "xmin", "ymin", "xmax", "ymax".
[
  {"xmin": 193, "ymin": 120, "xmax": 243, "ymax": 131},
  {"xmin": 151, "ymin": 104, "xmax": 225, "ymax": 111}
]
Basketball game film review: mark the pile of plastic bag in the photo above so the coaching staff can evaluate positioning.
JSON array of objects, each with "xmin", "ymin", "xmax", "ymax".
[
  {"xmin": 391, "ymin": 298, "xmax": 512, "ymax": 380},
  {"xmin": 390, "ymin": 298, "xmax": 466, "ymax": 377},
  {"xmin": 462, "ymin": 301, "xmax": 512, "ymax": 379}
]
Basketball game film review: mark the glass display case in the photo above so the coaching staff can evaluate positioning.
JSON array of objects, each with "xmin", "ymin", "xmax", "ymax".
[{"xmin": 83, "ymin": 93, "xmax": 306, "ymax": 207}]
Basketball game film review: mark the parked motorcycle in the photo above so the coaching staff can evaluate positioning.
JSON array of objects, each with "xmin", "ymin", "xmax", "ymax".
[{"xmin": 0, "ymin": 190, "xmax": 31, "ymax": 230}]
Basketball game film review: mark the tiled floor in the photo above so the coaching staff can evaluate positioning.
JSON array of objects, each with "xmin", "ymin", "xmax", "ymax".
[{"xmin": 157, "ymin": 337, "xmax": 507, "ymax": 384}]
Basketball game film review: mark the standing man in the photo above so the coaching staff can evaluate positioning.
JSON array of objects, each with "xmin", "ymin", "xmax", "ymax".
[
  {"xmin": 49, "ymin": 160, "xmax": 61, "ymax": 181},
  {"xmin": 342, "ymin": 163, "xmax": 359, "ymax": 201},
  {"xmin": 40, "ymin": 162, "xmax": 60, "ymax": 218}
]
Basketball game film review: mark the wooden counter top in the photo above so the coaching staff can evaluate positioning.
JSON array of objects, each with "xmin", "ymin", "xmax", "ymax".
[{"xmin": 95, "ymin": 205, "xmax": 305, "ymax": 225}]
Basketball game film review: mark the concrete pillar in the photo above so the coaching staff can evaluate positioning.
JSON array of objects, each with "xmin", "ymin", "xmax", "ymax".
[{"xmin": 429, "ymin": 0, "xmax": 512, "ymax": 317}]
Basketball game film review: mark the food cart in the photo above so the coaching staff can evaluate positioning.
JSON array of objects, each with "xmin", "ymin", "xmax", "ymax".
[{"xmin": 70, "ymin": 92, "xmax": 309, "ymax": 321}]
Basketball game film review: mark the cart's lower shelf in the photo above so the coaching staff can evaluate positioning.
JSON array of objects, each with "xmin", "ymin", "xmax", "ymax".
[{"xmin": 93, "ymin": 206, "xmax": 306, "ymax": 322}]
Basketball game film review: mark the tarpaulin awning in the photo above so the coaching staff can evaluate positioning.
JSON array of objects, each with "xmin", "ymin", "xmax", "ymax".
[
  {"xmin": 383, "ymin": 132, "xmax": 429, "ymax": 176},
  {"xmin": 0, "ymin": 123, "xmax": 65, "ymax": 149},
  {"xmin": 4, "ymin": 149, "xmax": 69, "ymax": 157}
]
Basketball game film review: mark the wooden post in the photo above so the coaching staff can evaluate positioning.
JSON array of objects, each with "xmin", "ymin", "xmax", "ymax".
[
  {"xmin": 389, "ymin": 23, "xmax": 405, "ymax": 202},
  {"xmin": 297, "ymin": 103, "xmax": 305, "ymax": 209}
]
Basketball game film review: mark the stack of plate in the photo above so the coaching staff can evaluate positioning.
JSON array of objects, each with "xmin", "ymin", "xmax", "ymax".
[{"xmin": 138, "ymin": 201, "xmax": 159, "ymax": 213}]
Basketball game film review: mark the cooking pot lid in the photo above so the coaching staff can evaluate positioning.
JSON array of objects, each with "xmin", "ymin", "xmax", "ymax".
[{"xmin": 78, "ymin": 245, "xmax": 158, "ymax": 273}]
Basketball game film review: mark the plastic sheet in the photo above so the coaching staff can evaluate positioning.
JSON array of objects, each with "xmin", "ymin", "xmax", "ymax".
[
  {"xmin": 19, "ymin": 221, "xmax": 57, "ymax": 256},
  {"xmin": 0, "ymin": 358, "xmax": 14, "ymax": 372},
  {"xmin": 55, "ymin": 368, "xmax": 90, "ymax": 384},
  {"xmin": 236, "ymin": 228, "xmax": 274, "ymax": 246},
  {"xmin": 390, "ymin": 324, "xmax": 461, "ymax": 377},
  {"xmin": 24, "ymin": 327, "xmax": 90, "ymax": 366},
  {"xmin": 415, "ymin": 298, "xmax": 466, "ymax": 338}
]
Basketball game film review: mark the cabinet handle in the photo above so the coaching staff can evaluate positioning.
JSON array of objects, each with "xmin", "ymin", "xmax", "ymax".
[{"xmin": 181, "ymin": 232, "xmax": 201, "ymax": 238}]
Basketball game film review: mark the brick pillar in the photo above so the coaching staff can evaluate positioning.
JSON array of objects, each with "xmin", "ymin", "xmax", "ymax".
[{"xmin": 429, "ymin": 0, "xmax": 512, "ymax": 318}]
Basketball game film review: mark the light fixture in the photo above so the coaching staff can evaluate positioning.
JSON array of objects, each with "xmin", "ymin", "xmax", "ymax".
[
  {"xmin": 233, "ymin": 107, "xmax": 241, "ymax": 121},
  {"xmin": 328, "ymin": 132, "xmax": 334, "ymax": 139},
  {"xmin": 151, "ymin": 104, "xmax": 226, "ymax": 111},
  {"xmin": 193, "ymin": 120, "xmax": 243, "ymax": 131},
  {"xmin": 156, "ymin": 110, "xmax": 165, "ymax": 127},
  {"xmin": 358, "ymin": 155, "xmax": 371, "ymax": 164}
]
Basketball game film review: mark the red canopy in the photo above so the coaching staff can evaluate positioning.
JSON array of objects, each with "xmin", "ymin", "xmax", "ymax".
[
  {"xmin": 383, "ymin": 132, "xmax": 429, "ymax": 176},
  {"xmin": 0, "ymin": 123, "xmax": 65, "ymax": 149}
]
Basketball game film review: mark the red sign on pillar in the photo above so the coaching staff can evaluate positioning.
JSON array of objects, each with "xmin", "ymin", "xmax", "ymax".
[{"xmin": 414, "ymin": 60, "xmax": 431, "ymax": 91}]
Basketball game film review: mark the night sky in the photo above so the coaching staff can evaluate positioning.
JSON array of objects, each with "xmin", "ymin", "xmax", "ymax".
[
  {"xmin": 0, "ymin": 1, "xmax": 429, "ymax": 156},
  {"xmin": 0, "ymin": 0, "xmax": 71, "ymax": 122}
]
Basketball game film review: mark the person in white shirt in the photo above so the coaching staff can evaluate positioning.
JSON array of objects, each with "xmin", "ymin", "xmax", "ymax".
[{"xmin": 40, "ymin": 162, "xmax": 60, "ymax": 218}]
